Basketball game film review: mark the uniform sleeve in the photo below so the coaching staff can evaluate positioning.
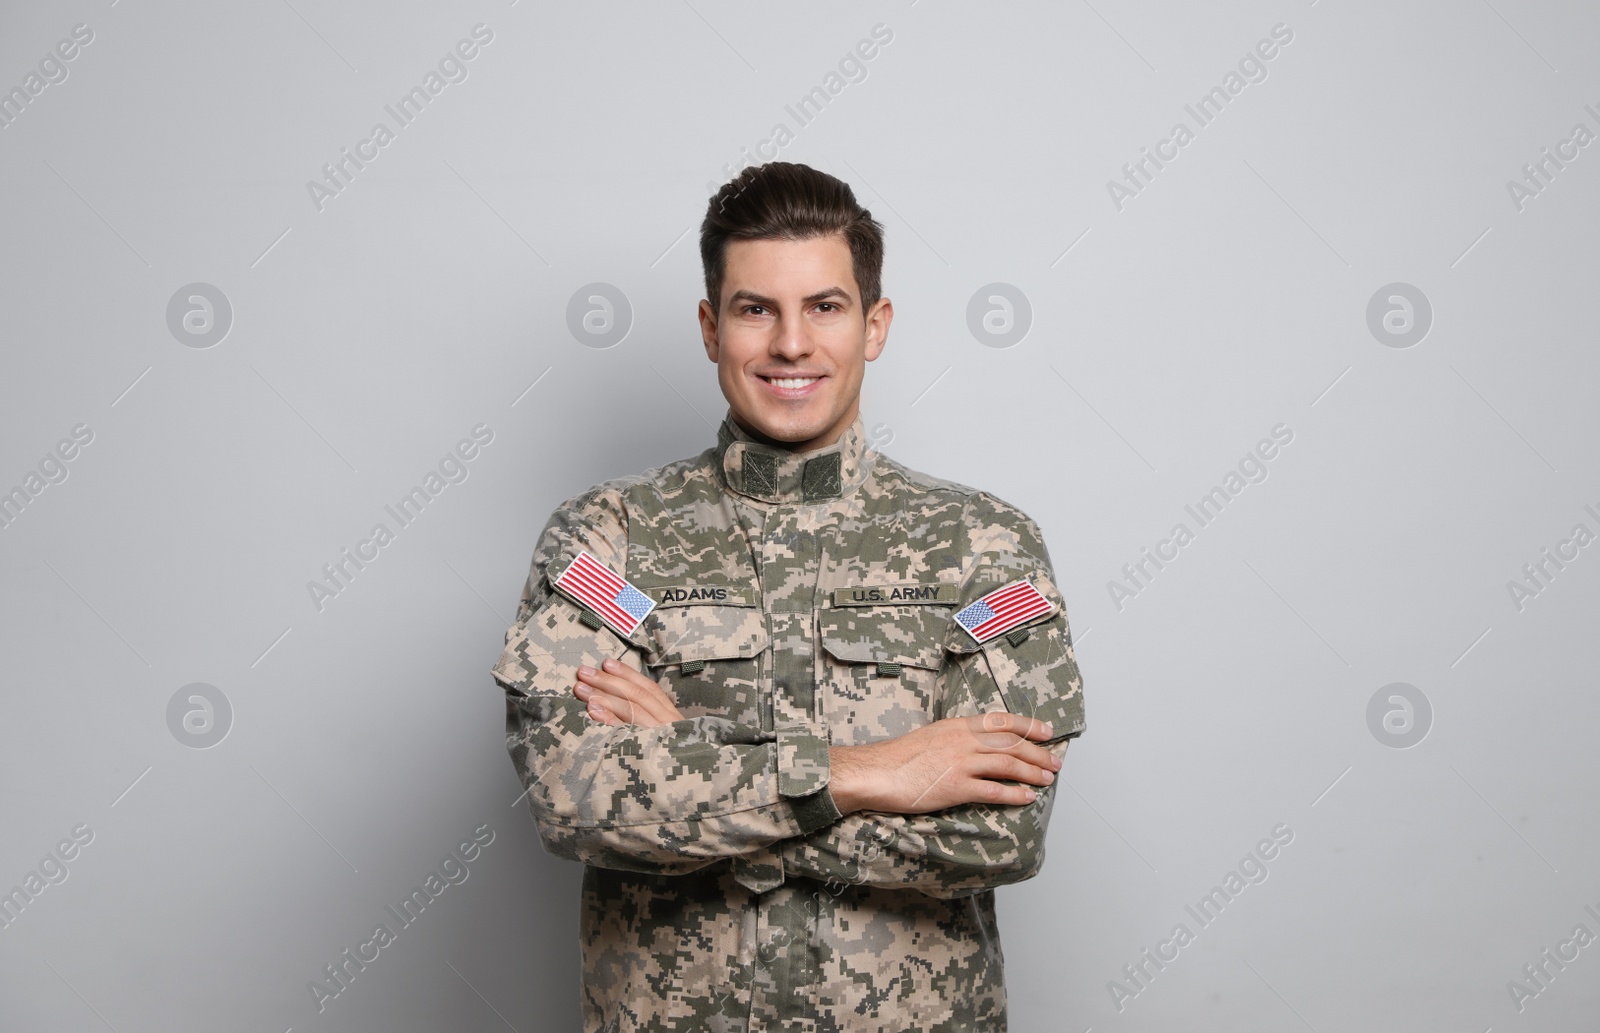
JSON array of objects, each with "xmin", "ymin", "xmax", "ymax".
[
  {"xmin": 776, "ymin": 495, "xmax": 1086, "ymax": 899},
  {"xmin": 495, "ymin": 486, "xmax": 842, "ymax": 876}
]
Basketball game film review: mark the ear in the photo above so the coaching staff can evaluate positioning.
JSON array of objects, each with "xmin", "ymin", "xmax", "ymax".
[
  {"xmin": 863, "ymin": 297, "xmax": 893, "ymax": 362},
  {"xmin": 698, "ymin": 298, "xmax": 720, "ymax": 362}
]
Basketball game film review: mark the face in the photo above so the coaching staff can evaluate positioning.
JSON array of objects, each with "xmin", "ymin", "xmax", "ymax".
[{"xmin": 698, "ymin": 233, "xmax": 892, "ymax": 453}]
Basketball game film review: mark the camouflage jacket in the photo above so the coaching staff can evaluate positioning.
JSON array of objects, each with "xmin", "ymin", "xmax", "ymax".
[{"xmin": 493, "ymin": 412, "xmax": 1085, "ymax": 1032}]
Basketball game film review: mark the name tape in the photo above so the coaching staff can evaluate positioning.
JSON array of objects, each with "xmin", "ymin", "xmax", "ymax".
[
  {"xmin": 650, "ymin": 585, "xmax": 755, "ymax": 607},
  {"xmin": 830, "ymin": 583, "xmax": 960, "ymax": 607}
]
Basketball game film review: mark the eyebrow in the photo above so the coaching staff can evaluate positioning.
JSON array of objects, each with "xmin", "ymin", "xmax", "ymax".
[{"xmin": 728, "ymin": 286, "xmax": 854, "ymax": 309}]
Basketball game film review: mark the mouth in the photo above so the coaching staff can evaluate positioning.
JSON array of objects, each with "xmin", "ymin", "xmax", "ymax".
[{"xmin": 756, "ymin": 373, "xmax": 825, "ymax": 397}]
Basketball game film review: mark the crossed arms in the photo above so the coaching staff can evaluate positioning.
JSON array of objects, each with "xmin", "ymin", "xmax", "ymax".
[{"xmin": 494, "ymin": 489, "xmax": 1085, "ymax": 899}]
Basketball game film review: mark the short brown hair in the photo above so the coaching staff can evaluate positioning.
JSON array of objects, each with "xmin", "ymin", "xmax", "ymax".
[{"xmin": 700, "ymin": 162, "xmax": 886, "ymax": 317}]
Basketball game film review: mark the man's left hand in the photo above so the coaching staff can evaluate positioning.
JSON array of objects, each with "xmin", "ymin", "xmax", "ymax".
[{"xmin": 574, "ymin": 658, "xmax": 685, "ymax": 727}]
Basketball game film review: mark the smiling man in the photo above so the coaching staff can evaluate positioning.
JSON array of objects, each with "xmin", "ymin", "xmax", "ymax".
[{"xmin": 493, "ymin": 161, "xmax": 1086, "ymax": 1032}]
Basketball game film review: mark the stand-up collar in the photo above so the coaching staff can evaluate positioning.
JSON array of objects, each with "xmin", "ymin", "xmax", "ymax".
[{"xmin": 715, "ymin": 412, "xmax": 873, "ymax": 504}]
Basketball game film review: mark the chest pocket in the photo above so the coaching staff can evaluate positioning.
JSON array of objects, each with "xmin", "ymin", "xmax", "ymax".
[
  {"xmin": 639, "ymin": 604, "xmax": 768, "ymax": 724},
  {"xmin": 819, "ymin": 605, "xmax": 950, "ymax": 746}
]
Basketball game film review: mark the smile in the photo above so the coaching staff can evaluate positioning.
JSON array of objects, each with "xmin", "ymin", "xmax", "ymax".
[{"xmin": 760, "ymin": 375, "xmax": 822, "ymax": 389}]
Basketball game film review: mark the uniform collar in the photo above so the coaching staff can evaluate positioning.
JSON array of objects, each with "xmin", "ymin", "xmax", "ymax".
[{"xmin": 715, "ymin": 411, "xmax": 872, "ymax": 504}]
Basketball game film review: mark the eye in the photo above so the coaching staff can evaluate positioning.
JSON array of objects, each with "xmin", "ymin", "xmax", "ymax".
[
  {"xmin": 742, "ymin": 304, "xmax": 767, "ymax": 316},
  {"xmin": 815, "ymin": 302, "xmax": 838, "ymax": 313}
]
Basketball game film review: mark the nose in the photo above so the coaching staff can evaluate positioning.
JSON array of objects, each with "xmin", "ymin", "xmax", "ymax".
[{"xmin": 769, "ymin": 313, "xmax": 813, "ymax": 362}]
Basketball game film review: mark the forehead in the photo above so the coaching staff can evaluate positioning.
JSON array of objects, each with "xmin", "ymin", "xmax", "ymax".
[{"xmin": 722, "ymin": 234, "xmax": 855, "ymax": 296}]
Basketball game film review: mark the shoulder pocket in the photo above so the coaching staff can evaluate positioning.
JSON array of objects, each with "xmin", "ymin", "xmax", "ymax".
[
  {"xmin": 948, "ymin": 611, "xmax": 1084, "ymax": 743},
  {"xmin": 942, "ymin": 571, "xmax": 1084, "ymax": 743},
  {"xmin": 492, "ymin": 592, "xmax": 630, "ymax": 698}
]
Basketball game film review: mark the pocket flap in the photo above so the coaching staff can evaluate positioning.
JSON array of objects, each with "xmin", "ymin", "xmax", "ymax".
[
  {"xmin": 819, "ymin": 605, "xmax": 948, "ymax": 670},
  {"xmin": 641, "ymin": 605, "xmax": 769, "ymax": 666}
]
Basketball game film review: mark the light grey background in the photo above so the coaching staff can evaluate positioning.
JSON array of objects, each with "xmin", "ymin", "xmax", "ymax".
[{"xmin": 2, "ymin": 1, "xmax": 1597, "ymax": 1030}]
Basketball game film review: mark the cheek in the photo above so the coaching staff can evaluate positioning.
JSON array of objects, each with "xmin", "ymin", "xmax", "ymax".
[
  {"xmin": 716, "ymin": 354, "xmax": 747, "ymax": 394},
  {"xmin": 718, "ymin": 337, "xmax": 761, "ymax": 379},
  {"xmin": 824, "ymin": 332, "xmax": 866, "ymax": 370},
  {"xmin": 828, "ymin": 355, "xmax": 864, "ymax": 398}
]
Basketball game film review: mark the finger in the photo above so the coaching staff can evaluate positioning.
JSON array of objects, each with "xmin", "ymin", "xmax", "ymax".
[
  {"xmin": 967, "ymin": 721, "xmax": 1060, "ymax": 768},
  {"xmin": 599, "ymin": 657, "xmax": 661, "ymax": 690},
  {"xmin": 962, "ymin": 775, "xmax": 1039, "ymax": 806},
  {"xmin": 600, "ymin": 689, "xmax": 645, "ymax": 724},
  {"xmin": 577, "ymin": 663, "xmax": 672, "ymax": 725},
  {"xmin": 576, "ymin": 665, "xmax": 649, "ymax": 706},
  {"xmin": 967, "ymin": 711, "xmax": 1054, "ymax": 747},
  {"xmin": 598, "ymin": 658, "xmax": 678, "ymax": 723},
  {"xmin": 576, "ymin": 662, "xmax": 645, "ymax": 692},
  {"xmin": 585, "ymin": 684, "xmax": 684, "ymax": 728},
  {"xmin": 1006, "ymin": 740, "xmax": 1063, "ymax": 772},
  {"xmin": 969, "ymin": 753, "xmax": 1055, "ymax": 787},
  {"xmin": 587, "ymin": 657, "xmax": 674, "ymax": 708},
  {"xmin": 584, "ymin": 695, "xmax": 626, "ymax": 726},
  {"xmin": 1002, "ymin": 783, "xmax": 1041, "ymax": 805},
  {"xmin": 1005, "ymin": 713, "xmax": 1054, "ymax": 740}
]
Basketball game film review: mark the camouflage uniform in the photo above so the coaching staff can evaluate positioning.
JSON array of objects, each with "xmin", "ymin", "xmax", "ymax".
[{"xmin": 493, "ymin": 413, "xmax": 1085, "ymax": 1032}]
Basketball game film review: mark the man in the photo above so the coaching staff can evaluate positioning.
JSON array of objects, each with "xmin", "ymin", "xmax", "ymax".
[{"xmin": 493, "ymin": 161, "xmax": 1086, "ymax": 1032}]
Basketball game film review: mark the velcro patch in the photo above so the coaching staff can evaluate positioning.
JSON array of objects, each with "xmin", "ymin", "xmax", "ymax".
[
  {"xmin": 954, "ymin": 579, "xmax": 1055, "ymax": 643},
  {"xmin": 552, "ymin": 551, "xmax": 656, "ymax": 636}
]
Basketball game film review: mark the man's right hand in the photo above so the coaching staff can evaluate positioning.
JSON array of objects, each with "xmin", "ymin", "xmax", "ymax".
[{"xmin": 826, "ymin": 712, "xmax": 1062, "ymax": 815}]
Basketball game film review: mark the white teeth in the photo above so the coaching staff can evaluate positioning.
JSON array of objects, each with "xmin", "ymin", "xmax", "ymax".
[{"xmin": 767, "ymin": 377, "xmax": 818, "ymax": 389}]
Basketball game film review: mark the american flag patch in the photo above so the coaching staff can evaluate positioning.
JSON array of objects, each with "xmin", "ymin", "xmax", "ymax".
[
  {"xmin": 953, "ymin": 578, "xmax": 1055, "ymax": 643},
  {"xmin": 553, "ymin": 552, "xmax": 656, "ymax": 636}
]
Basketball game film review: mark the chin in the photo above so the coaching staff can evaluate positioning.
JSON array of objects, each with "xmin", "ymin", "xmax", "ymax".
[
  {"xmin": 743, "ymin": 409, "xmax": 829, "ymax": 445},
  {"xmin": 760, "ymin": 422, "xmax": 816, "ymax": 444}
]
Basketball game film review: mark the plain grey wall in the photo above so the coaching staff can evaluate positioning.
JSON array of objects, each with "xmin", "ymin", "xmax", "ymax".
[{"xmin": 2, "ymin": 1, "xmax": 1597, "ymax": 1030}]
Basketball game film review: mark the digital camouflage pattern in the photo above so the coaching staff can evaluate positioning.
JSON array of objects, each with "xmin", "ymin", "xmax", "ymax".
[{"xmin": 493, "ymin": 413, "xmax": 1085, "ymax": 1032}]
